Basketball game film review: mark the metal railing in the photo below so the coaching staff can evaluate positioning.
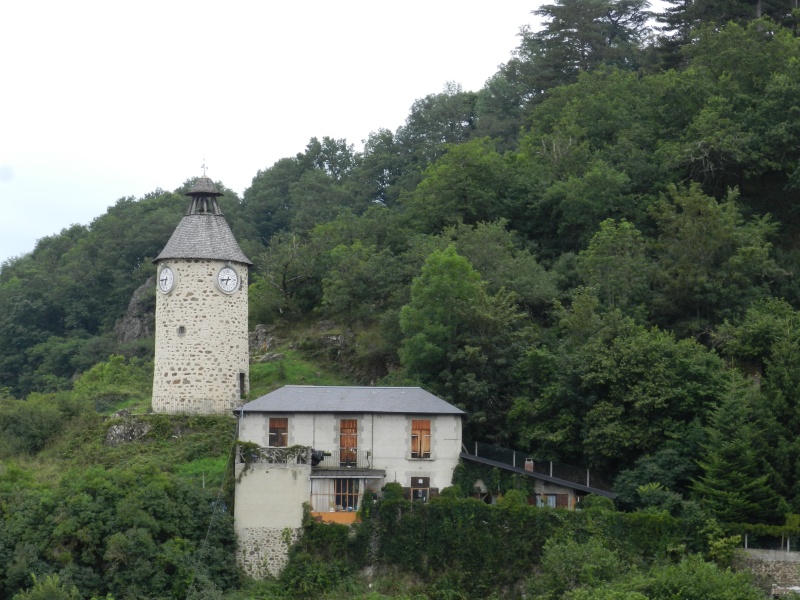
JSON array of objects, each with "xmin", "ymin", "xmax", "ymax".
[
  {"xmin": 310, "ymin": 492, "xmax": 361, "ymax": 513},
  {"xmin": 465, "ymin": 442, "xmax": 614, "ymax": 491},
  {"xmin": 238, "ymin": 445, "xmax": 310, "ymax": 465},
  {"xmin": 314, "ymin": 449, "xmax": 372, "ymax": 469}
]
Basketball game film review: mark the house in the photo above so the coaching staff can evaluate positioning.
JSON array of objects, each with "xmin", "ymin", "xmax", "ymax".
[{"xmin": 233, "ymin": 385, "xmax": 464, "ymax": 577}]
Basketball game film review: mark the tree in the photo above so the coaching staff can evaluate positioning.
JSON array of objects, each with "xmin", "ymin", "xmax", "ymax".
[
  {"xmin": 404, "ymin": 138, "xmax": 512, "ymax": 233},
  {"xmin": 503, "ymin": 0, "xmax": 651, "ymax": 102},
  {"xmin": 395, "ymin": 82, "xmax": 478, "ymax": 167},
  {"xmin": 12, "ymin": 574, "xmax": 82, "ymax": 600},
  {"xmin": 692, "ymin": 383, "xmax": 788, "ymax": 524},
  {"xmin": 399, "ymin": 246, "xmax": 530, "ymax": 441},
  {"xmin": 649, "ymin": 183, "xmax": 778, "ymax": 335},
  {"xmin": 578, "ymin": 219, "xmax": 652, "ymax": 315},
  {"xmin": 510, "ymin": 294, "xmax": 729, "ymax": 471}
]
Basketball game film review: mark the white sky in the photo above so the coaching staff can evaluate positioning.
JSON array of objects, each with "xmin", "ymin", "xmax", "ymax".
[{"xmin": 0, "ymin": 1, "xmax": 539, "ymax": 264}]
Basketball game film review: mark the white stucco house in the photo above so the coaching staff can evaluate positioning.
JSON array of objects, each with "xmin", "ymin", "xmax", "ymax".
[{"xmin": 233, "ymin": 385, "xmax": 464, "ymax": 577}]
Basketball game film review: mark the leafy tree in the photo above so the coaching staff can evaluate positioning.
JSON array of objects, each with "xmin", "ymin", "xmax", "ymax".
[
  {"xmin": 404, "ymin": 138, "xmax": 513, "ymax": 233},
  {"xmin": 12, "ymin": 574, "xmax": 82, "ymax": 600},
  {"xmin": 511, "ymin": 294, "xmax": 729, "ymax": 471},
  {"xmin": 399, "ymin": 246, "xmax": 530, "ymax": 440},
  {"xmin": 649, "ymin": 183, "xmax": 778, "ymax": 335},
  {"xmin": 443, "ymin": 220, "xmax": 558, "ymax": 314},
  {"xmin": 535, "ymin": 536, "xmax": 627, "ymax": 598},
  {"xmin": 320, "ymin": 241, "xmax": 402, "ymax": 325},
  {"xmin": 395, "ymin": 82, "xmax": 478, "ymax": 167},
  {"xmin": 578, "ymin": 219, "xmax": 652, "ymax": 315}
]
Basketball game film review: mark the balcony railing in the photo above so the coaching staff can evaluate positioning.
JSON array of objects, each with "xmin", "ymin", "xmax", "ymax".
[
  {"xmin": 237, "ymin": 445, "xmax": 311, "ymax": 465},
  {"xmin": 314, "ymin": 449, "xmax": 372, "ymax": 469},
  {"xmin": 236, "ymin": 445, "xmax": 373, "ymax": 468}
]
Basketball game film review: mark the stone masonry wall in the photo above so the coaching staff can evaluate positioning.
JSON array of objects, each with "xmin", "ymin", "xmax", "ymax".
[
  {"xmin": 152, "ymin": 259, "xmax": 249, "ymax": 414},
  {"xmin": 737, "ymin": 549, "xmax": 800, "ymax": 594},
  {"xmin": 237, "ymin": 526, "xmax": 300, "ymax": 578}
]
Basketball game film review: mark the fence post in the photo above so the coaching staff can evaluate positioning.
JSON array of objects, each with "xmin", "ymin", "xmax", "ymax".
[
  {"xmin": 587, "ymin": 469, "xmax": 590, "ymax": 487},
  {"xmin": 475, "ymin": 441, "xmax": 478, "ymax": 456},
  {"xmin": 513, "ymin": 451, "xmax": 516, "ymax": 468},
  {"xmin": 744, "ymin": 534, "xmax": 748, "ymax": 549},
  {"xmin": 550, "ymin": 462, "xmax": 553, "ymax": 477}
]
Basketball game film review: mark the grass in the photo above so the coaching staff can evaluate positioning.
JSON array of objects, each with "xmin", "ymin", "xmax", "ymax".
[
  {"xmin": 175, "ymin": 455, "xmax": 230, "ymax": 489},
  {"xmin": 249, "ymin": 348, "xmax": 349, "ymax": 398}
]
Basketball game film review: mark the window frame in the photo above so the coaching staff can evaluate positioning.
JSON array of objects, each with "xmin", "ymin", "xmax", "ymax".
[
  {"xmin": 410, "ymin": 419, "xmax": 431, "ymax": 459},
  {"xmin": 268, "ymin": 417, "xmax": 288, "ymax": 448}
]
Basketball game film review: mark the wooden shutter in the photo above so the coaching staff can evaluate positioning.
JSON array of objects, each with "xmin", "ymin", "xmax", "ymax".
[
  {"xmin": 269, "ymin": 418, "xmax": 288, "ymax": 447},
  {"xmin": 411, "ymin": 419, "xmax": 431, "ymax": 458},
  {"xmin": 339, "ymin": 419, "xmax": 358, "ymax": 466}
]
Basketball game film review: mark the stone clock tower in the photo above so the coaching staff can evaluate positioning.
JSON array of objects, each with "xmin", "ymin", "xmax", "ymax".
[{"xmin": 151, "ymin": 176, "xmax": 252, "ymax": 414}]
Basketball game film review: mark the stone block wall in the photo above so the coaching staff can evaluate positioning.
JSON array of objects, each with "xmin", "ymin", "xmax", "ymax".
[
  {"xmin": 152, "ymin": 259, "xmax": 249, "ymax": 414},
  {"xmin": 237, "ymin": 526, "xmax": 299, "ymax": 578},
  {"xmin": 737, "ymin": 549, "xmax": 800, "ymax": 594}
]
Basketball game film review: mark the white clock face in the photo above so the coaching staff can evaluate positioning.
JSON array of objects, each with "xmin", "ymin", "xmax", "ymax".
[
  {"xmin": 217, "ymin": 267, "xmax": 239, "ymax": 293},
  {"xmin": 158, "ymin": 266, "xmax": 175, "ymax": 293}
]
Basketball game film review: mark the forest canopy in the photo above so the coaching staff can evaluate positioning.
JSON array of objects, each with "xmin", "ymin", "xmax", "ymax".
[{"xmin": 3, "ymin": 2, "xmax": 800, "ymax": 532}]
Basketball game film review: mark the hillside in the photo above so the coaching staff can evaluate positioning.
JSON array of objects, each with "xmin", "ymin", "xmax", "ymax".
[{"xmin": 2, "ymin": 2, "xmax": 800, "ymax": 597}]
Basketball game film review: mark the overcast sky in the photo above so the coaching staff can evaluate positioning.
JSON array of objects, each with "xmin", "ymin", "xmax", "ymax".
[{"xmin": 0, "ymin": 1, "xmax": 540, "ymax": 264}]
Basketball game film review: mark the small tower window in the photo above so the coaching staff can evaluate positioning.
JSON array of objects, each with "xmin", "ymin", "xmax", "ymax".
[
  {"xmin": 177, "ymin": 326, "xmax": 186, "ymax": 337},
  {"xmin": 239, "ymin": 372, "xmax": 246, "ymax": 399}
]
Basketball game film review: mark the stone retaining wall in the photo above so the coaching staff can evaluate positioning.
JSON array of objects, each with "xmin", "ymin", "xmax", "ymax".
[
  {"xmin": 737, "ymin": 549, "xmax": 800, "ymax": 595},
  {"xmin": 237, "ymin": 526, "xmax": 300, "ymax": 578}
]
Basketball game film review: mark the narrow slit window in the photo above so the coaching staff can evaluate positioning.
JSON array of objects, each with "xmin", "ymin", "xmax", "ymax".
[
  {"xmin": 269, "ymin": 418, "xmax": 288, "ymax": 447},
  {"xmin": 411, "ymin": 419, "xmax": 431, "ymax": 458}
]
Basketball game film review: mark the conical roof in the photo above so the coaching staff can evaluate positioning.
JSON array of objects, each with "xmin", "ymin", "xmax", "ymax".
[{"xmin": 153, "ymin": 177, "xmax": 252, "ymax": 265}]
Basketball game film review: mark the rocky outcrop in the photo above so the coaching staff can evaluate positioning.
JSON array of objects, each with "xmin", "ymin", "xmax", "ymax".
[
  {"xmin": 105, "ymin": 418, "xmax": 152, "ymax": 446},
  {"xmin": 249, "ymin": 324, "xmax": 276, "ymax": 353},
  {"xmin": 114, "ymin": 277, "xmax": 156, "ymax": 344}
]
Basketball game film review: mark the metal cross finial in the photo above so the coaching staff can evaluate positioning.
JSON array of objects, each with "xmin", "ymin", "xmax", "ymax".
[{"xmin": 201, "ymin": 160, "xmax": 208, "ymax": 176}]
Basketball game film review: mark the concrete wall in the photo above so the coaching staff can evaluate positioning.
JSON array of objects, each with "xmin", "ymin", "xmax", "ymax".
[
  {"xmin": 237, "ymin": 411, "xmax": 462, "ymax": 492},
  {"xmin": 234, "ymin": 462, "xmax": 309, "ymax": 577},
  {"xmin": 152, "ymin": 259, "xmax": 249, "ymax": 414}
]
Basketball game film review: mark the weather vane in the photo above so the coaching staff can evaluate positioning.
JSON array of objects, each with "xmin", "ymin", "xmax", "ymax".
[{"xmin": 201, "ymin": 160, "xmax": 208, "ymax": 176}]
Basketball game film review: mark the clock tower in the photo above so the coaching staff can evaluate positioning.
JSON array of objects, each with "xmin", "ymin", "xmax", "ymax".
[{"xmin": 151, "ymin": 176, "xmax": 252, "ymax": 414}]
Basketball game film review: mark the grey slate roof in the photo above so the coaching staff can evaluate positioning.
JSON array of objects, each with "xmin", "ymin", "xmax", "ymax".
[
  {"xmin": 154, "ymin": 214, "xmax": 252, "ymax": 264},
  {"xmin": 188, "ymin": 177, "xmax": 222, "ymax": 196},
  {"xmin": 240, "ymin": 386, "xmax": 465, "ymax": 415}
]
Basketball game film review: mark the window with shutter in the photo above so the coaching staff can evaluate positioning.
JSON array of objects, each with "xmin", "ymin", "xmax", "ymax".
[{"xmin": 411, "ymin": 419, "xmax": 431, "ymax": 458}]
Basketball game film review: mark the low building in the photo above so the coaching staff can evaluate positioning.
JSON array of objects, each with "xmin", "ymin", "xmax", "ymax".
[{"xmin": 234, "ymin": 385, "xmax": 464, "ymax": 577}]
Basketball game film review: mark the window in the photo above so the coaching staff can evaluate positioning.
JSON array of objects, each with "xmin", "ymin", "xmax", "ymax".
[
  {"xmin": 177, "ymin": 325, "xmax": 186, "ymax": 336},
  {"xmin": 239, "ymin": 373, "xmax": 246, "ymax": 399},
  {"xmin": 339, "ymin": 419, "xmax": 358, "ymax": 467},
  {"xmin": 335, "ymin": 478, "xmax": 360, "ymax": 510},
  {"xmin": 310, "ymin": 478, "xmax": 363, "ymax": 512},
  {"xmin": 411, "ymin": 476, "xmax": 430, "ymax": 502},
  {"xmin": 268, "ymin": 418, "xmax": 288, "ymax": 447},
  {"xmin": 411, "ymin": 419, "xmax": 431, "ymax": 458}
]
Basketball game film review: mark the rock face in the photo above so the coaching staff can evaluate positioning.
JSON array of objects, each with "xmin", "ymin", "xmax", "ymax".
[
  {"xmin": 105, "ymin": 418, "xmax": 152, "ymax": 446},
  {"xmin": 249, "ymin": 324, "xmax": 276, "ymax": 353},
  {"xmin": 114, "ymin": 277, "xmax": 156, "ymax": 344}
]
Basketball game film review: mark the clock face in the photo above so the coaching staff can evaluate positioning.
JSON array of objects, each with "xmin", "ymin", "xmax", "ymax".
[
  {"xmin": 217, "ymin": 267, "xmax": 239, "ymax": 294},
  {"xmin": 158, "ymin": 266, "xmax": 175, "ymax": 293}
]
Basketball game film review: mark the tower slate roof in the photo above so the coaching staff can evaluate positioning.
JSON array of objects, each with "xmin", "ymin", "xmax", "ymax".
[
  {"xmin": 239, "ymin": 385, "xmax": 465, "ymax": 415},
  {"xmin": 154, "ymin": 176, "xmax": 252, "ymax": 265}
]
